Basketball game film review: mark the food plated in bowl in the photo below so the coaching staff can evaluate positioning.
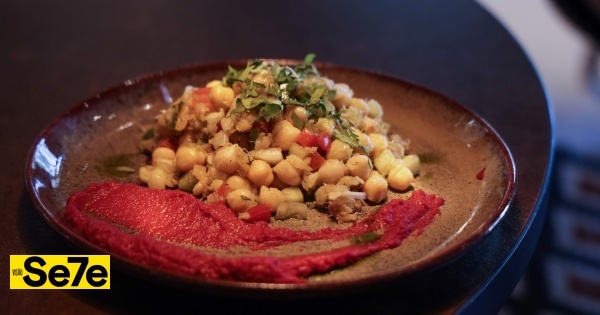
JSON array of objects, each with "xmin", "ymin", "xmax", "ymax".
[{"xmin": 25, "ymin": 56, "xmax": 516, "ymax": 294}]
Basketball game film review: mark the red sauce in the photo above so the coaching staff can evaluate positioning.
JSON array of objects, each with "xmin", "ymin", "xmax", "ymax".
[
  {"xmin": 64, "ymin": 181, "xmax": 444, "ymax": 283},
  {"xmin": 476, "ymin": 168, "xmax": 486, "ymax": 180}
]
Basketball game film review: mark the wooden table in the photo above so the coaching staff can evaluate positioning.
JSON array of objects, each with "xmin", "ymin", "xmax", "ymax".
[{"xmin": 0, "ymin": 1, "xmax": 553, "ymax": 313}]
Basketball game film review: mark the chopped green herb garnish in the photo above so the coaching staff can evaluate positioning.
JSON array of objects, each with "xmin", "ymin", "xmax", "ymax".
[
  {"xmin": 259, "ymin": 103, "xmax": 283, "ymax": 121},
  {"xmin": 290, "ymin": 111, "xmax": 304, "ymax": 129},
  {"xmin": 304, "ymin": 53, "xmax": 316, "ymax": 65},
  {"xmin": 221, "ymin": 54, "xmax": 361, "ymax": 147}
]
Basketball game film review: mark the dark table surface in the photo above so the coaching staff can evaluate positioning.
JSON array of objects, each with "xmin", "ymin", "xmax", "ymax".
[{"xmin": 0, "ymin": 1, "xmax": 553, "ymax": 314}]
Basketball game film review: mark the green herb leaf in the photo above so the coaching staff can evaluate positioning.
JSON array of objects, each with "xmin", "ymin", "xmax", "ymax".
[
  {"xmin": 333, "ymin": 128, "xmax": 361, "ymax": 149},
  {"xmin": 259, "ymin": 103, "xmax": 283, "ymax": 121},
  {"xmin": 304, "ymin": 53, "xmax": 316, "ymax": 65},
  {"xmin": 290, "ymin": 111, "xmax": 304, "ymax": 129}
]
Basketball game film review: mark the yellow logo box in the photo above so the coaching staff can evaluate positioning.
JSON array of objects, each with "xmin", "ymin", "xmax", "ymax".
[{"xmin": 10, "ymin": 255, "xmax": 110, "ymax": 289}]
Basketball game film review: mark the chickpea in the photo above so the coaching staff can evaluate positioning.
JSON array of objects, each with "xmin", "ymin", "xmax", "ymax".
[
  {"xmin": 346, "ymin": 155, "xmax": 372, "ymax": 180},
  {"xmin": 367, "ymin": 99, "xmax": 383, "ymax": 119},
  {"xmin": 388, "ymin": 166, "xmax": 414, "ymax": 191},
  {"xmin": 340, "ymin": 106, "xmax": 362, "ymax": 127},
  {"xmin": 208, "ymin": 165, "xmax": 229, "ymax": 181},
  {"xmin": 226, "ymin": 175, "xmax": 251, "ymax": 191},
  {"xmin": 153, "ymin": 147, "xmax": 176, "ymax": 162},
  {"xmin": 332, "ymin": 83, "xmax": 353, "ymax": 109},
  {"xmin": 318, "ymin": 159, "xmax": 346, "ymax": 184},
  {"xmin": 247, "ymin": 160, "xmax": 274, "ymax": 187},
  {"xmin": 402, "ymin": 154, "xmax": 420, "ymax": 176},
  {"xmin": 272, "ymin": 120, "xmax": 301, "ymax": 151},
  {"xmin": 139, "ymin": 165, "xmax": 152, "ymax": 183},
  {"xmin": 191, "ymin": 165, "xmax": 211, "ymax": 196},
  {"xmin": 148, "ymin": 167, "xmax": 168, "ymax": 189},
  {"xmin": 176, "ymin": 145, "xmax": 206, "ymax": 172},
  {"xmin": 302, "ymin": 172, "xmax": 319, "ymax": 192},
  {"xmin": 284, "ymin": 105, "xmax": 308, "ymax": 124},
  {"xmin": 374, "ymin": 149, "xmax": 398, "ymax": 176},
  {"xmin": 209, "ymin": 84, "xmax": 234, "ymax": 110},
  {"xmin": 259, "ymin": 186, "xmax": 286, "ymax": 212},
  {"xmin": 363, "ymin": 171, "xmax": 388, "ymax": 203},
  {"xmin": 316, "ymin": 118, "xmax": 335, "ymax": 135},
  {"xmin": 273, "ymin": 160, "xmax": 302, "ymax": 186},
  {"xmin": 214, "ymin": 145, "xmax": 240, "ymax": 175},
  {"xmin": 152, "ymin": 147, "xmax": 176, "ymax": 174},
  {"xmin": 281, "ymin": 187, "xmax": 304, "ymax": 203},
  {"xmin": 355, "ymin": 130, "xmax": 374, "ymax": 154},
  {"xmin": 360, "ymin": 117, "xmax": 381, "ymax": 134},
  {"xmin": 326, "ymin": 140, "xmax": 353, "ymax": 161},
  {"xmin": 226, "ymin": 189, "xmax": 257, "ymax": 213},
  {"xmin": 349, "ymin": 98, "xmax": 368, "ymax": 113},
  {"xmin": 369, "ymin": 133, "xmax": 389, "ymax": 158},
  {"xmin": 248, "ymin": 148, "xmax": 284, "ymax": 166},
  {"xmin": 275, "ymin": 202, "xmax": 309, "ymax": 220},
  {"xmin": 205, "ymin": 80, "xmax": 222, "ymax": 88}
]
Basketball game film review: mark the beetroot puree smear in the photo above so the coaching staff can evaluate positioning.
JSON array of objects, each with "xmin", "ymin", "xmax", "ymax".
[{"xmin": 64, "ymin": 181, "xmax": 444, "ymax": 283}]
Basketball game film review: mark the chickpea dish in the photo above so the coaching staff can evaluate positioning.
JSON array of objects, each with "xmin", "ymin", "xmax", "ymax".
[{"xmin": 138, "ymin": 55, "xmax": 420, "ymax": 223}]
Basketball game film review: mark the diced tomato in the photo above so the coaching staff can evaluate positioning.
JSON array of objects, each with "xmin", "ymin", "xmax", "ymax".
[
  {"xmin": 243, "ymin": 204, "xmax": 272, "ymax": 223},
  {"xmin": 253, "ymin": 119, "xmax": 270, "ymax": 134},
  {"xmin": 216, "ymin": 183, "xmax": 230, "ymax": 198},
  {"xmin": 317, "ymin": 131, "xmax": 332, "ymax": 152},
  {"xmin": 192, "ymin": 87, "xmax": 215, "ymax": 112},
  {"xmin": 309, "ymin": 152, "xmax": 325, "ymax": 170},
  {"xmin": 296, "ymin": 128, "xmax": 318, "ymax": 147},
  {"xmin": 207, "ymin": 183, "xmax": 230, "ymax": 205},
  {"xmin": 156, "ymin": 137, "xmax": 178, "ymax": 151}
]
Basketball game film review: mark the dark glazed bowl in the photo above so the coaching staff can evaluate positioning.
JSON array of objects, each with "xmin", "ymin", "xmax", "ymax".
[{"xmin": 25, "ymin": 60, "xmax": 516, "ymax": 297}]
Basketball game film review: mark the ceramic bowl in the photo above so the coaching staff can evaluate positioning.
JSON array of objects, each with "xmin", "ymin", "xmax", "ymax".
[{"xmin": 25, "ymin": 60, "xmax": 516, "ymax": 296}]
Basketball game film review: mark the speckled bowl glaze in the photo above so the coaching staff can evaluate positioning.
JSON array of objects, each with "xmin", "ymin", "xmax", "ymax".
[{"xmin": 25, "ymin": 60, "xmax": 516, "ymax": 296}]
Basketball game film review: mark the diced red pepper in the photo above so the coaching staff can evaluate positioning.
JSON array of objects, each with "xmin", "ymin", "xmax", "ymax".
[
  {"xmin": 296, "ymin": 128, "xmax": 318, "ymax": 147},
  {"xmin": 309, "ymin": 152, "xmax": 325, "ymax": 170},
  {"xmin": 216, "ymin": 183, "xmax": 230, "ymax": 198},
  {"xmin": 192, "ymin": 87, "xmax": 215, "ymax": 112},
  {"xmin": 317, "ymin": 131, "xmax": 332, "ymax": 152},
  {"xmin": 243, "ymin": 204, "xmax": 272, "ymax": 223},
  {"xmin": 208, "ymin": 183, "xmax": 230, "ymax": 205},
  {"xmin": 156, "ymin": 136, "xmax": 178, "ymax": 151}
]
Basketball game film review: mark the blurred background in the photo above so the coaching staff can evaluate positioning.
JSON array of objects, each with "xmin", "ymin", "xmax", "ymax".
[
  {"xmin": 478, "ymin": 0, "xmax": 600, "ymax": 314},
  {"xmin": 2, "ymin": 0, "xmax": 598, "ymax": 313}
]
